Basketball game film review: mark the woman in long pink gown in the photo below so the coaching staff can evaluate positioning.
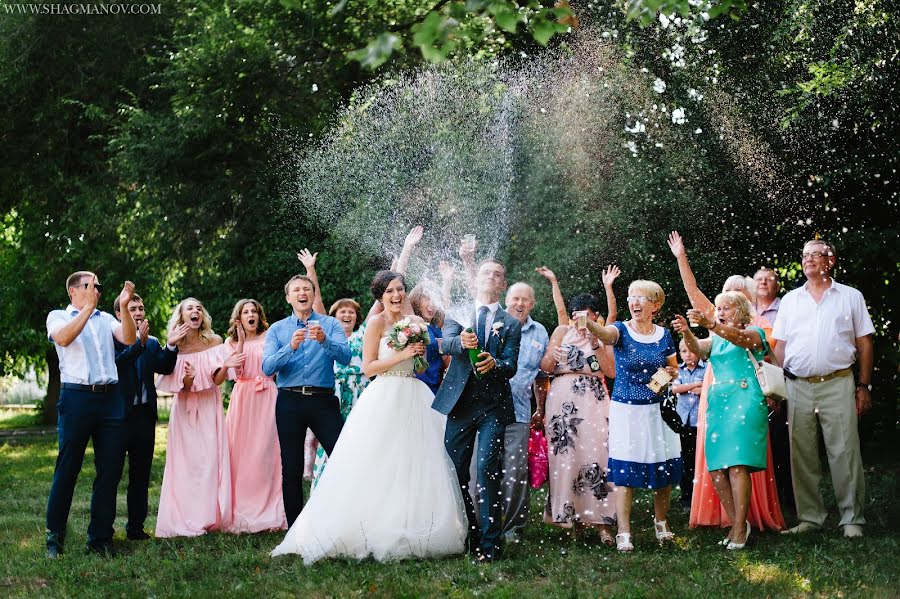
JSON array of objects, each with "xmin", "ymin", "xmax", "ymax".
[
  {"xmin": 155, "ymin": 298, "xmax": 232, "ymax": 538},
  {"xmin": 216, "ymin": 299, "xmax": 286, "ymax": 533}
]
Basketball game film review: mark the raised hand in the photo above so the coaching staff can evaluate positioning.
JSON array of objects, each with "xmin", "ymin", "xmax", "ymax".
[
  {"xmin": 83, "ymin": 280, "xmax": 100, "ymax": 312},
  {"xmin": 667, "ymin": 231, "xmax": 686, "ymax": 259},
  {"xmin": 438, "ymin": 260, "xmax": 454, "ymax": 282},
  {"xmin": 297, "ymin": 248, "xmax": 318, "ymax": 270},
  {"xmin": 138, "ymin": 319, "xmax": 150, "ymax": 345},
  {"xmin": 168, "ymin": 323, "xmax": 190, "ymax": 346},
  {"xmin": 687, "ymin": 308, "xmax": 714, "ymax": 330},
  {"xmin": 671, "ymin": 314, "xmax": 691, "ymax": 335},
  {"xmin": 234, "ymin": 319, "xmax": 246, "ymax": 343},
  {"xmin": 535, "ymin": 266, "xmax": 557, "ymax": 282},
  {"xmin": 404, "ymin": 225, "xmax": 424, "ymax": 248},
  {"xmin": 602, "ymin": 265, "xmax": 621, "ymax": 288},
  {"xmin": 118, "ymin": 281, "xmax": 135, "ymax": 311}
]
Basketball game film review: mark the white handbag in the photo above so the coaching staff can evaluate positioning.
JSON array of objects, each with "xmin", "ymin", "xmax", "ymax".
[{"xmin": 746, "ymin": 349, "xmax": 788, "ymax": 399}]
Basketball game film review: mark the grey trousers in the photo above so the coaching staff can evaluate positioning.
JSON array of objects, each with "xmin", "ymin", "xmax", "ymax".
[
  {"xmin": 469, "ymin": 421, "xmax": 530, "ymax": 536},
  {"xmin": 787, "ymin": 375, "xmax": 866, "ymax": 527}
]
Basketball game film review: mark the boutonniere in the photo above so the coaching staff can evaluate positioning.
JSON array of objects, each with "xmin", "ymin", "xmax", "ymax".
[{"xmin": 491, "ymin": 321, "xmax": 504, "ymax": 337}]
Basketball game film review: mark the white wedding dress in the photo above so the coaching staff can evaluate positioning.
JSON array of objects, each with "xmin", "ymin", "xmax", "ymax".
[{"xmin": 271, "ymin": 335, "xmax": 467, "ymax": 564}]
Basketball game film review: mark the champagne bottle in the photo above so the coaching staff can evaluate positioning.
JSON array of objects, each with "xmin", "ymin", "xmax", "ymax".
[{"xmin": 465, "ymin": 327, "xmax": 484, "ymax": 380}]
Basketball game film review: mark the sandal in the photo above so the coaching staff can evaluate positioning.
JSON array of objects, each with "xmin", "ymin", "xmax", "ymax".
[
  {"xmin": 654, "ymin": 519, "xmax": 675, "ymax": 543},
  {"xmin": 597, "ymin": 526, "xmax": 615, "ymax": 547},
  {"xmin": 616, "ymin": 532, "xmax": 634, "ymax": 552}
]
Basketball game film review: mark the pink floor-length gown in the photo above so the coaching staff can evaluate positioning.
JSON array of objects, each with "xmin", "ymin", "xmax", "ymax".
[
  {"xmin": 156, "ymin": 345, "xmax": 232, "ymax": 537},
  {"xmin": 222, "ymin": 335, "xmax": 286, "ymax": 533},
  {"xmin": 689, "ymin": 319, "xmax": 785, "ymax": 532}
]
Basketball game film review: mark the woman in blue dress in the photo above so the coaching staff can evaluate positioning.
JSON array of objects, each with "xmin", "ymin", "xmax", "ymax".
[
  {"xmin": 587, "ymin": 280, "xmax": 682, "ymax": 552},
  {"xmin": 409, "ymin": 284, "xmax": 448, "ymax": 394},
  {"xmin": 672, "ymin": 291, "xmax": 770, "ymax": 550}
]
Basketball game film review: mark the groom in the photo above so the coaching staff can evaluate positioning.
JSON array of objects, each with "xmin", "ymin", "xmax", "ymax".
[{"xmin": 433, "ymin": 258, "xmax": 521, "ymax": 562}]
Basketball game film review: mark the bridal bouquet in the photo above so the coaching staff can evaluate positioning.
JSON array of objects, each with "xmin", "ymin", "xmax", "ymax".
[{"xmin": 388, "ymin": 318, "xmax": 431, "ymax": 372}]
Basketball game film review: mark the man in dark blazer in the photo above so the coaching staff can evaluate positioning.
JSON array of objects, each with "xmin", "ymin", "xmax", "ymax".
[
  {"xmin": 432, "ymin": 258, "xmax": 521, "ymax": 563},
  {"xmin": 113, "ymin": 294, "xmax": 184, "ymax": 540}
]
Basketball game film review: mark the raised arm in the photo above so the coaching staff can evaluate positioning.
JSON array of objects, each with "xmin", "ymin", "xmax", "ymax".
[
  {"xmin": 687, "ymin": 308, "xmax": 762, "ymax": 351},
  {"xmin": 438, "ymin": 260, "xmax": 454, "ymax": 307},
  {"xmin": 395, "ymin": 226, "xmax": 423, "ymax": 276},
  {"xmin": 584, "ymin": 319, "xmax": 619, "ymax": 346},
  {"xmin": 667, "ymin": 231, "xmax": 714, "ymax": 316},
  {"xmin": 298, "ymin": 249, "xmax": 327, "ymax": 315},
  {"xmin": 535, "ymin": 267, "xmax": 568, "ymax": 327},
  {"xmin": 602, "ymin": 265, "xmax": 620, "ymax": 324},
  {"xmin": 671, "ymin": 314, "xmax": 712, "ymax": 360}
]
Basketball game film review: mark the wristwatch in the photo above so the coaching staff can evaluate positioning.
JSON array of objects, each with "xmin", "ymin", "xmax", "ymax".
[{"xmin": 857, "ymin": 382, "xmax": 872, "ymax": 391}]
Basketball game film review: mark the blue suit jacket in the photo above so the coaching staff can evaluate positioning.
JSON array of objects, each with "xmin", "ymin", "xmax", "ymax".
[
  {"xmin": 432, "ymin": 308, "xmax": 522, "ymax": 426},
  {"xmin": 114, "ymin": 336, "xmax": 178, "ymax": 420}
]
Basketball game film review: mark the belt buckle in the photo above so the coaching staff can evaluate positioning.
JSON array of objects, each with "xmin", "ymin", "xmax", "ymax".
[
  {"xmin": 300, "ymin": 386, "xmax": 312, "ymax": 395},
  {"xmin": 91, "ymin": 384, "xmax": 101, "ymax": 393}
]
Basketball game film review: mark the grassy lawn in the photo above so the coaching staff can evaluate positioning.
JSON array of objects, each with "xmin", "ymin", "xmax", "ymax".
[
  {"xmin": 0, "ymin": 408, "xmax": 43, "ymax": 431},
  {"xmin": 0, "ymin": 423, "xmax": 897, "ymax": 598}
]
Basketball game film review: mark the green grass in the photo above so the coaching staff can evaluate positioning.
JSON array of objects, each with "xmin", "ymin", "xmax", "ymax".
[
  {"xmin": 0, "ymin": 409, "xmax": 42, "ymax": 431},
  {"xmin": 0, "ymin": 427, "xmax": 897, "ymax": 598}
]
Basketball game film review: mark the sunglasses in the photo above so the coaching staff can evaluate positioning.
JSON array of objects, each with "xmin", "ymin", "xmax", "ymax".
[{"xmin": 81, "ymin": 282, "xmax": 103, "ymax": 292}]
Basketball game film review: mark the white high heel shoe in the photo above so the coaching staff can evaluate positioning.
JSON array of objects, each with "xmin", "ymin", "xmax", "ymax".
[{"xmin": 727, "ymin": 520, "xmax": 751, "ymax": 550}]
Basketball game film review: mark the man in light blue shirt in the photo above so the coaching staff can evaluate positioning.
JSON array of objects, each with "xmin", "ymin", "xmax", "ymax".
[
  {"xmin": 263, "ymin": 274, "xmax": 350, "ymax": 525},
  {"xmin": 474, "ymin": 281, "xmax": 549, "ymax": 542},
  {"xmin": 45, "ymin": 271, "xmax": 136, "ymax": 558}
]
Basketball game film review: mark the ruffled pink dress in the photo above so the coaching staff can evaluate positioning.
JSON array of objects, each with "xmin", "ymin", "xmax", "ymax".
[
  {"xmin": 156, "ymin": 344, "xmax": 232, "ymax": 537},
  {"xmin": 222, "ymin": 335, "xmax": 286, "ymax": 533}
]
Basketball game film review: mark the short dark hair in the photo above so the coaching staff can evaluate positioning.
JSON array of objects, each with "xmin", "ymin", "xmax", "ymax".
[
  {"xmin": 477, "ymin": 257, "xmax": 507, "ymax": 278},
  {"xmin": 371, "ymin": 270, "xmax": 406, "ymax": 301},
  {"xmin": 568, "ymin": 292, "xmax": 602, "ymax": 315},
  {"xmin": 113, "ymin": 293, "xmax": 144, "ymax": 314}
]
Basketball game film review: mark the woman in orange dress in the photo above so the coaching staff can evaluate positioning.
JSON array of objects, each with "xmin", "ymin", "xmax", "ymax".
[{"xmin": 667, "ymin": 232, "xmax": 785, "ymax": 532}]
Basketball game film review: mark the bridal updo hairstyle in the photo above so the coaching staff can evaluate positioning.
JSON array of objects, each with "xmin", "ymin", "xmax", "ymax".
[{"xmin": 371, "ymin": 270, "xmax": 407, "ymax": 302}]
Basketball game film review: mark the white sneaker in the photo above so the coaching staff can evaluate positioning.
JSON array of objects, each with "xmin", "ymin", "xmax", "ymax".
[{"xmin": 842, "ymin": 524, "xmax": 864, "ymax": 538}]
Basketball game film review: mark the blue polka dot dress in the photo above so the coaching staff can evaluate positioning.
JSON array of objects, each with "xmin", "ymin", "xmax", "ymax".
[{"xmin": 607, "ymin": 321, "xmax": 683, "ymax": 489}]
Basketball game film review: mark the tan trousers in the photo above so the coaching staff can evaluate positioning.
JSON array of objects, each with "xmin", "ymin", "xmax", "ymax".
[{"xmin": 787, "ymin": 375, "xmax": 865, "ymax": 527}]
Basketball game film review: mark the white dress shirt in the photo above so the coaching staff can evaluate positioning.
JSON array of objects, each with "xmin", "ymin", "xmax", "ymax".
[{"xmin": 771, "ymin": 279, "xmax": 874, "ymax": 377}]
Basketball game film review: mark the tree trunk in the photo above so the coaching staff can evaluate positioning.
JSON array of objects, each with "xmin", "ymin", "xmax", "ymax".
[{"xmin": 43, "ymin": 347, "xmax": 59, "ymax": 426}]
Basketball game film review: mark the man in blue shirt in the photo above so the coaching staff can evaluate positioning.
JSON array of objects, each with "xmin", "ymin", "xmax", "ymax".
[
  {"xmin": 45, "ymin": 271, "xmax": 137, "ymax": 558},
  {"xmin": 500, "ymin": 282, "xmax": 548, "ymax": 542},
  {"xmin": 671, "ymin": 338, "xmax": 706, "ymax": 511},
  {"xmin": 263, "ymin": 274, "xmax": 351, "ymax": 525}
]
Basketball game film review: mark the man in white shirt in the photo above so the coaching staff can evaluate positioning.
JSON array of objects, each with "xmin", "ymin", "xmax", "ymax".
[{"xmin": 772, "ymin": 240, "xmax": 874, "ymax": 538}]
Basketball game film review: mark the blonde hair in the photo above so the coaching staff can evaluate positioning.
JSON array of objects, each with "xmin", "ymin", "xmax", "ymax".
[
  {"xmin": 714, "ymin": 291, "xmax": 753, "ymax": 326},
  {"xmin": 167, "ymin": 297, "xmax": 216, "ymax": 344},
  {"xmin": 227, "ymin": 299, "xmax": 269, "ymax": 341},
  {"xmin": 628, "ymin": 280, "xmax": 665, "ymax": 314},
  {"xmin": 722, "ymin": 275, "xmax": 757, "ymax": 304}
]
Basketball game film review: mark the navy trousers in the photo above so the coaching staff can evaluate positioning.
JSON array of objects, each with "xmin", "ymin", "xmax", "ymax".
[
  {"xmin": 123, "ymin": 403, "xmax": 156, "ymax": 535},
  {"xmin": 275, "ymin": 389, "xmax": 344, "ymax": 526},
  {"xmin": 46, "ymin": 388, "xmax": 125, "ymax": 546},
  {"xmin": 444, "ymin": 389, "xmax": 506, "ymax": 556}
]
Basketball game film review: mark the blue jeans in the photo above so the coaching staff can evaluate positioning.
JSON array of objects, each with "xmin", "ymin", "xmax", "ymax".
[{"xmin": 46, "ymin": 388, "xmax": 125, "ymax": 546}]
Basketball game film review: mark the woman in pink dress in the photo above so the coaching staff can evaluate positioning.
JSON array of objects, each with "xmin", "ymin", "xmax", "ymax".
[
  {"xmin": 216, "ymin": 299, "xmax": 286, "ymax": 533},
  {"xmin": 667, "ymin": 233, "xmax": 785, "ymax": 533},
  {"xmin": 155, "ymin": 297, "xmax": 232, "ymax": 537}
]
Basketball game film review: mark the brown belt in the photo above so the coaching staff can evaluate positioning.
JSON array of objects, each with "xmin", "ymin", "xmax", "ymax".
[{"xmin": 788, "ymin": 368, "xmax": 853, "ymax": 384}]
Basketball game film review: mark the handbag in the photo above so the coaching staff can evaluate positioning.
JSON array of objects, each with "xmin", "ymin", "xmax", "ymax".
[
  {"xmin": 528, "ymin": 426, "xmax": 549, "ymax": 489},
  {"xmin": 659, "ymin": 390, "xmax": 684, "ymax": 434},
  {"xmin": 745, "ymin": 348, "xmax": 788, "ymax": 399}
]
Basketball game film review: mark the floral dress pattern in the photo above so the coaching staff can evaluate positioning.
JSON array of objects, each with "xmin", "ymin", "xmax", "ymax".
[
  {"xmin": 543, "ymin": 326, "xmax": 616, "ymax": 527},
  {"xmin": 311, "ymin": 325, "xmax": 369, "ymax": 487}
]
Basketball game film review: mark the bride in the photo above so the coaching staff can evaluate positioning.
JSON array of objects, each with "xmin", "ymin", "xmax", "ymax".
[{"xmin": 271, "ymin": 270, "xmax": 467, "ymax": 563}]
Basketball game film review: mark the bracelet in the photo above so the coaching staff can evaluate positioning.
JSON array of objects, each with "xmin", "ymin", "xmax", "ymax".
[{"xmin": 709, "ymin": 321, "xmax": 717, "ymax": 331}]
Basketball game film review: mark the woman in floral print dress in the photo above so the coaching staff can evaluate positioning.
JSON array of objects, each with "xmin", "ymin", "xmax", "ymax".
[{"xmin": 537, "ymin": 293, "xmax": 616, "ymax": 545}]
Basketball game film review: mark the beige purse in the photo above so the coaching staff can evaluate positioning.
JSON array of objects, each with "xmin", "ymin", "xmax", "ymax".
[{"xmin": 745, "ymin": 349, "xmax": 787, "ymax": 399}]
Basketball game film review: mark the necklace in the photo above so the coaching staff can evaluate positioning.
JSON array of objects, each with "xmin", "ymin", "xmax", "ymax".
[{"xmin": 629, "ymin": 320, "xmax": 654, "ymax": 335}]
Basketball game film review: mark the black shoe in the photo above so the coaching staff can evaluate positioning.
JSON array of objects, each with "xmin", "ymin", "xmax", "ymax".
[
  {"xmin": 46, "ymin": 530, "xmax": 64, "ymax": 559},
  {"xmin": 85, "ymin": 541, "xmax": 116, "ymax": 557},
  {"xmin": 126, "ymin": 530, "xmax": 151, "ymax": 541}
]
